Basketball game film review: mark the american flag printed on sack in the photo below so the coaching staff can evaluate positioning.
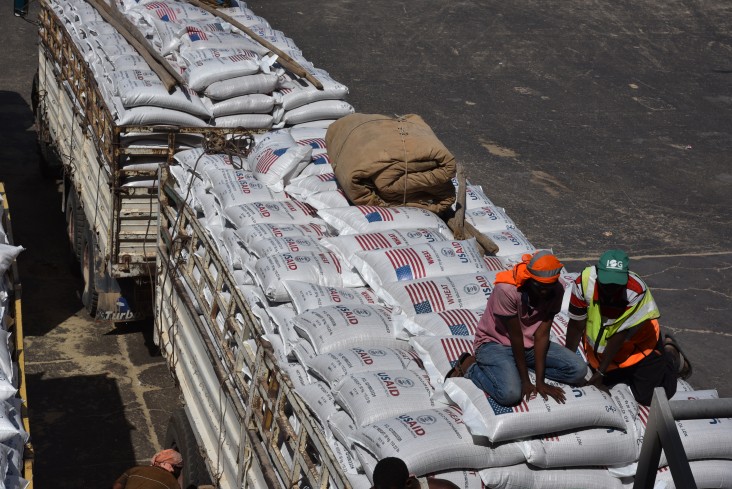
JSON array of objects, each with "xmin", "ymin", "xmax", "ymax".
[
  {"xmin": 297, "ymin": 138, "xmax": 327, "ymax": 149},
  {"xmin": 638, "ymin": 404, "xmax": 650, "ymax": 427},
  {"xmin": 405, "ymin": 280, "xmax": 444, "ymax": 314},
  {"xmin": 386, "ymin": 248, "xmax": 426, "ymax": 281},
  {"xmin": 290, "ymin": 200, "xmax": 316, "ymax": 216},
  {"xmin": 487, "ymin": 395, "xmax": 529, "ymax": 415},
  {"xmin": 441, "ymin": 337, "xmax": 473, "ymax": 369},
  {"xmin": 355, "ymin": 233, "xmax": 392, "ymax": 250},
  {"xmin": 317, "ymin": 173, "xmax": 335, "ymax": 182},
  {"xmin": 438, "ymin": 309, "xmax": 481, "ymax": 336},
  {"xmin": 312, "ymin": 153, "xmax": 331, "ymax": 165},
  {"xmin": 255, "ymin": 147, "xmax": 288, "ymax": 174},
  {"xmin": 186, "ymin": 27, "xmax": 208, "ymax": 42},
  {"xmin": 482, "ymin": 256, "xmax": 506, "ymax": 271},
  {"xmin": 146, "ymin": 2, "xmax": 178, "ymax": 21},
  {"xmin": 359, "ymin": 206, "xmax": 394, "ymax": 223},
  {"xmin": 542, "ymin": 434, "xmax": 561, "ymax": 442}
]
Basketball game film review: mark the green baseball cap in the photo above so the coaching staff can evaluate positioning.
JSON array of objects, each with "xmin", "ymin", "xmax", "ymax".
[{"xmin": 597, "ymin": 249, "xmax": 630, "ymax": 285}]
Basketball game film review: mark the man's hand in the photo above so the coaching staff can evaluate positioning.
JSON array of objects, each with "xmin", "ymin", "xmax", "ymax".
[
  {"xmin": 521, "ymin": 380, "xmax": 536, "ymax": 402},
  {"xmin": 535, "ymin": 382, "xmax": 566, "ymax": 404},
  {"xmin": 585, "ymin": 371, "xmax": 610, "ymax": 394}
]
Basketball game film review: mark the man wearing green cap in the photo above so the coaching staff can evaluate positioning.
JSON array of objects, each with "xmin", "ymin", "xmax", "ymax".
[{"xmin": 565, "ymin": 250, "xmax": 692, "ymax": 405}]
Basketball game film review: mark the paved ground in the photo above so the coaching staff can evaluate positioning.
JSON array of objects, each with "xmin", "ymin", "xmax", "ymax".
[
  {"xmin": 0, "ymin": 0, "xmax": 730, "ymax": 487},
  {"xmin": 245, "ymin": 0, "xmax": 732, "ymax": 397}
]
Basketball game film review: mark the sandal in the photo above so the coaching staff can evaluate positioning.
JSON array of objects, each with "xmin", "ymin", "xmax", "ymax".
[
  {"xmin": 445, "ymin": 352, "xmax": 473, "ymax": 379},
  {"xmin": 664, "ymin": 333, "xmax": 693, "ymax": 380}
]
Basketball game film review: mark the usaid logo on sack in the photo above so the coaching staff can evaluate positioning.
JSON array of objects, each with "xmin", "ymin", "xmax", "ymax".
[
  {"xmin": 416, "ymin": 415, "xmax": 437, "ymax": 425},
  {"xmin": 352, "ymin": 307, "xmax": 372, "ymax": 318},
  {"xmin": 463, "ymin": 283, "xmax": 480, "ymax": 295}
]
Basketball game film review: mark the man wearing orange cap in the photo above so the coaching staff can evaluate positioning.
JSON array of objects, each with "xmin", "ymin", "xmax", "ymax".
[
  {"xmin": 112, "ymin": 449, "xmax": 183, "ymax": 489},
  {"xmin": 447, "ymin": 250, "xmax": 587, "ymax": 405}
]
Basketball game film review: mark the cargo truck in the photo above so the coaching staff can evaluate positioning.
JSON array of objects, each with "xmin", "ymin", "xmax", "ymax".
[{"xmin": 32, "ymin": 0, "xmax": 250, "ymax": 321}]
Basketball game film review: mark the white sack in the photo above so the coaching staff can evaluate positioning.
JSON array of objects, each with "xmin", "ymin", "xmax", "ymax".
[
  {"xmin": 394, "ymin": 308, "xmax": 485, "ymax": 339},
  {"xmin": 204, "ymin": 73, "xmax": 279, "ymax": 100},
  {"xmin": 465, "ymin": 205, "xmax": 517, "ymax": 233},
  {"xmin": 522, "ymin": 384, "xmax": 640, "ymax": 468},
  {"xmin": 280, "ymin": 100, "xmax": 355, "ymax": 126},
  {"xmin": 283, "ymin": 281, "xmax": 382, "ymax": 314},
  {"xmin": 285, "ymin": 173, "xmax": 339, "ymax": 200},
  {"xmin": 333, "ymin": 369, "xmax": 436, "ymax": 427},
  {"xmin": 353, "ymin": 239, "xmax": 488, "ymax": 293},
  {"xmin": 318, "ymin": 206, "xmax": 452, "ymax": 237},
  {"xmin": 291, "ymin": 304, "xmax": 403, "ymax": 354},
  {"xmin": 483, "ymin": 229, "xmax": 536, "ymax": 257},
  {"xmin": 235, "ymin": 223, "xmax": 331, "ymax": 249},
  {"xmin": 247, "ymin": 131, "xmax": 312, "ymax": 192},
  {"xmin": 303, "ymin": 346, "xmax": 422, "ymax": 388},
  {"xmin": 480, "ymin": 464, "xmax": 625, "ymax": 489},
  {"xmin": 222, "ymin": 200, "xmax": 321, "ymax": 228},
  {"xmin": 653, "ymin": 460, "xmax": 732, "ymax": 489},
  {"xmin": 410, "ymin": 335, "xmax": 475, "ymax": 389},
  {"xmin": 212, "ymin": 177, "xmax": 287, "ymax": 209},
  {"xmin": 207, "ymin": 94, "xmax": 276, "ymax": 117},
  {"xmin": 277, "ymin": 71, "xmax": 349, "ymax": 110},
  {"xmin": 247, "ymin": 236, "xmax": 327, "ymax": 260},
  {"xmin": 349, "ymin": 406, "xmax": 525, "ymax": 476},
  {"xmin": 183, "ymin": 50, "xmax": 261, "ymax": 91},
  {"xmin": 251, "ymin": 251, "xmax": 364, "ymax": 302},
  {"xmin": 112, "ymin": 70, "xmax": 210, "ymax": 117},
  {"xmin": 298, "ymin": 151, "xmax": 334, "ymax": 177},
  {"xmin": 213, "ymin": 114, "xmax": 274, "ymax": 129},
  {"xmin": 302, "ymin": 190, "xmax": 350, "ymax": 210},
  {"xmin": 381, "ymin": 272, "xmax": 497, "ymax": 315},
  {"xmin": 292, "ymin": 381, "xmax": 340, "ymax": 427},
  {"xmin": 444, "ymin": 376, "xmax": 626, "ymax": 443},
  {"xmin": 0, "ymin": 245, "xmax": 23, "ymax": 276},
  {"xmin": 321, "ymin": 228, "xmax": 450, "ymax": 269}
]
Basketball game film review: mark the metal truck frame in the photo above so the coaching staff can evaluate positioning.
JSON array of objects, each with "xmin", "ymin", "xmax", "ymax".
[{"xmin": 33, "ymin": 0, "xmax": 246, "ymax": 321}]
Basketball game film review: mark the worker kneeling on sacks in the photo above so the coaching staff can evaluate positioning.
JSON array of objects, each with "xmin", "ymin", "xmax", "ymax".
[
  {"xmin": 565, "ymin": 250, "xmax": 692, "ymax": 406},
  {"xmin": 446, "ymin": 251, "xmax": 587, "ymax": 405}
]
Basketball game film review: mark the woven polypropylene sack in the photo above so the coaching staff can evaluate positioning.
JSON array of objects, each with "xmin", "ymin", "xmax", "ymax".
[
  {"xmin": 349, "ymin": 406, "xmax": 525, "ymax": 476},
  {"xmin": 409, "ymin": 335, "xmax": 475, "ymax": 390},
  {"xmin": 381, "ymin": 272, "xmax": 497, "ymax": 315},
  {"xmin": 222, "ymin": 200, "xmax": 321, "ymax": 228},
  {"xmin": 352, "ymin": 239, "xmax": 488, "ymax": 295},
  {"xmin": 394, "ymin": 308, "xmax": 485, "ymax": 339},
  {"xmin": 235, "ymin": 223, "xmax": 331, "ymax": 249},
  {"xmin": 444, "ymin": 376, "xmax": 626, "ymax": 443},
  {"xmin": 318, "ymin": 206, "xmax": 453, "ymax": 237},
  {"xmin": 250, "ymin": 251, "xmax": 363, "ymax": 301},
  {"xmin": 302, "ymin": 346, "xmax": 423, "ymax": 387},
  {"xmin": 333, "ymin": 369, "xmax": 437, "ymax": 427},
  {"xmin": 320, "ymin": 228, "xmax": 449, "ymax": 268},
  {"xmin": 282, "ymin": 281, "xmax": 382, "ymax": 314},
  {"xmin": 479, "ymin": 464, "xmax": 625, "ymax": 489},
  {"xmin": 291, "ymin": 304, "xmax": 403, "ymax": 354}
]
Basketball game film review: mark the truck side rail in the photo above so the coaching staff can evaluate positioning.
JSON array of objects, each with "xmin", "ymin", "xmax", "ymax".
[
  {"xmin": 0, "ymin": 183, "xmax": 34, "ymax": 486},
  {"xmin": 156, "ymin": 179, "xmax": 351, "ymax": 488}
]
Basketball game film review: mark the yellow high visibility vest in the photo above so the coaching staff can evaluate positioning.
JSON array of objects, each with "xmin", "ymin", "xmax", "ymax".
[{"xmin": 580, "ymin": 267, "xmax": 661, "ymax": 370}]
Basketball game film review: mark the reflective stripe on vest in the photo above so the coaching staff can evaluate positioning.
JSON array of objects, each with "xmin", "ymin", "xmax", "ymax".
[{"xmin": 581, "ymin": 267, "xmax": 660, "ymax": 369}]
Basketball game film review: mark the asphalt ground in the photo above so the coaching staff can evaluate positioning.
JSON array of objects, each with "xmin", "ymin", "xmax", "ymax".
[
  {"xmin": 244, "ymin": 0, "xmax": 732, "ymax": 397},
  {"xmin": 0, "ymin": 0, "xmax": 730, "ymax": 487}
]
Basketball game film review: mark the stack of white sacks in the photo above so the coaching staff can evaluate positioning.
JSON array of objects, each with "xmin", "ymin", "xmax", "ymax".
[
  {"xmin": 166, "ymin": 117, "xmax": 732, "ymax": 489},
  {"xmin": 47, "ymin": 0, "xmax": 354, "ymax": 129},
  {"xmin": 0, "ymin": 198, "xmax": 30, "ymax": 489}
]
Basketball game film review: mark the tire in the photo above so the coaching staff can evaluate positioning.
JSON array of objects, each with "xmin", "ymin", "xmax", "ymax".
[
  {"xmin": 165, "ymin": 408, "xmax": 213, "ymax": 489},
  {"xmin": 65, "ymin": 190, "xmax": 86, "ymax": 264},
  {"xmin": 81, "ymin": 228, "xmax": 99, "ymax": 317}
]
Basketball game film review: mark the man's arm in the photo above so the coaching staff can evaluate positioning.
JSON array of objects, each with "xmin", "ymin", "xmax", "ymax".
[
  {"xmin": 533, "ymin": 319, "xmax": 566, "ymax": 403},
  {"xmin": 502, "ymin": 315, "xmax": 534, "ymax": 401},
  {"xmin": 565, "ymin": 318, "xmax": 586, "ymax": 353},
  {"xmin": 586, "ymin": 329, "xmax": 634, "ymax": 390}
]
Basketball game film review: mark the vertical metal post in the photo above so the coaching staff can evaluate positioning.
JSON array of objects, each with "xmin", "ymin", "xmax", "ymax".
[{"xmin": 633, "ymin": 387, "xmax": 697, "ymax": 489}]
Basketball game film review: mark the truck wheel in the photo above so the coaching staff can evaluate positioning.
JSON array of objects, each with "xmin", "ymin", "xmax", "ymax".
[
  {"xmin": 65, "ymin": 190, "xmax": 86, "ymax": 264},
  {"xmin": 81, "ymin": 228, "xmax": 99, "ymax": 317},
  {"xmin": 165, "ymin": 408, "xmax": 213, "ymax": 489}
]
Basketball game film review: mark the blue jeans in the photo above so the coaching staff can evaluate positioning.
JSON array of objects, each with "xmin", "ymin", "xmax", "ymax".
[{"xmin": 464, "ymin": 341, "xmax": 588, "ymax": 406}]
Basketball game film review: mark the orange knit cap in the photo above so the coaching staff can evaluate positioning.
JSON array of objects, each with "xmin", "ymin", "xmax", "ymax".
[{"xmin": 494, "ymin": 250, "xmax": 564, "ymax": 287}]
